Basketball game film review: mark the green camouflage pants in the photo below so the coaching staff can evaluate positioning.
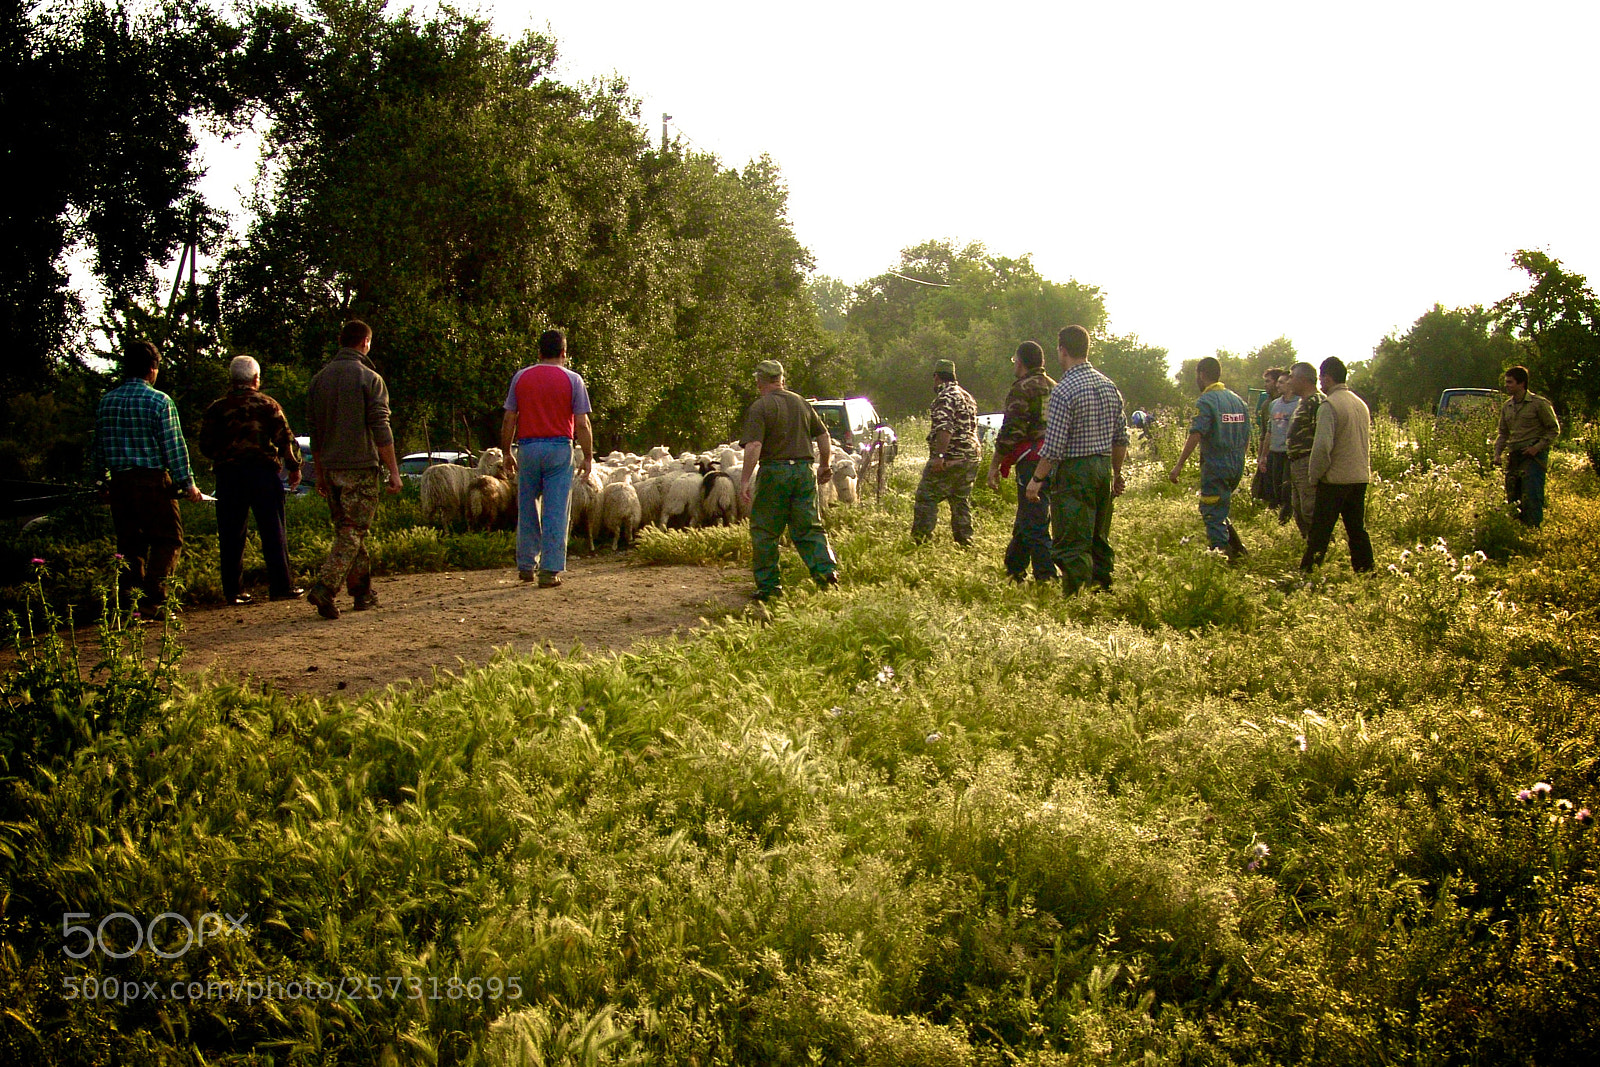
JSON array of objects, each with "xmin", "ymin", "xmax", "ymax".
[
  {"xmin": 317, "ymin": 468, "xmax": 379, "ymax": 597},
  {"xmin": 750, "ymin": 461, "xmax": 837, "ymax": 598},
  {"xmin": 1288, "ymin": 456, "xmax": 1316, "ymax": 537},
  {"xmin": 911, "ymin": 459, "xmax": 978, "ymax": 545},
  {"xmin": 1046, "ymin": 455, "xmax": 1114, "ymax": 595}
]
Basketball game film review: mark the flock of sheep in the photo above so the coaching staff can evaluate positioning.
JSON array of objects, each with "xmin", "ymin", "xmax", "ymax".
[{"xmin": 419, "ymin": 442, "xmax": 864, "ymax": 552}]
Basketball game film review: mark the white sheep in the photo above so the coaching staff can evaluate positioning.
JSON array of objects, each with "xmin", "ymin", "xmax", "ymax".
[
  {"xmin": 421, "ymin": 449, "xmax": 503, "ymax": 527},
  {"xmin": 598, "ymin": 479, "xmax": 642, "ymax": 551},
  {"xmin": 698, "ymin": 469, "xmax": 738, "ymax": 527},
  {"xmin": 659, "ymin": 470, "xmax": 703, "ymax": 529},
  {"xmin": 832, "ymin": 454, "xmax": 859, "ymax": 505},
  {"xmin": 635, "ymin": 474, "xmax": 668, "ymax": 529},
  {"xmin": 567, "ymin": 461, "xmax": 604, "ymax": 553}
]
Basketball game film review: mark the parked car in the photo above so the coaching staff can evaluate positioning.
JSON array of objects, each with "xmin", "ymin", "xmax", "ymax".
[
  {"xmin": 399, "ymin": 451, "xmax": 474, "ymax": 479},
  {"xmin": 808, "ymin": 397, "xmax": 898, "ymax": 463},
  {"xmin": 1437, "ymin": 388, "xmax": 1501, "ymax": 418},
  {"xmin": 290, "ymin": 436, "xmax": 315, "ymax": 493},
  {"xmin": 976, "ymin": 413, "xmax": 1005, "ymax": 448}
]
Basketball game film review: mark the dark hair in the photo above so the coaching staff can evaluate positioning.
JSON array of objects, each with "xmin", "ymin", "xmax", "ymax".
[
  {"xmin": 1319, "ymin": 356, "xmax": 1348, "ymax": 384},
  {"xmin": 538, "ymin": 330, "xmax": 566, "ymax": 361},
  {"xmin": 1290, "ymin": 361, "xmax": 1317, "ymax": 383},
  {"xmin": 1057, "ymin": 325, "xmax": 1090, "ymax": 361},
  {"xmin": 121, "ymin": 340, "xmax": 161, "ymax": 379},
  {"xmin": 339, "ymin": 320, "xmax": 372, "ymax": 348},
  {"xmin": 1265, "ymin": 367, "xmax": 1284, "ymax": 381},
  {"xmin": 1016, "ymin": 340, "xmax": 1044, "ymax": 370},
  {"xmin": 1504, "ymin": 365, "xmax": 1529, "ymax": 386},
  {"xmin": 1197, "ymin": 356, "xmax": 1221, "ymax": 381}
]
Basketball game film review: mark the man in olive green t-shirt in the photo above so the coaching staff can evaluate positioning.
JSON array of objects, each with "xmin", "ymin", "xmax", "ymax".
[{"xmin": 738, "ymin": 360, "xmax": 839, "ymax": 601}]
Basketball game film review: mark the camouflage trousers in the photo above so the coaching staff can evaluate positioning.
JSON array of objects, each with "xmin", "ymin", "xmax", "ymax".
[
  {"xmin": 911, "ymin": 459, "xmax": 978, "ymax": 545},
  {"xmin": 317, "ymin": 468, "xmax": 380, "ymax": 597},
  {"xmin": 1288, "ymin": 457, "xmax": 1316, "ymax": 537}
]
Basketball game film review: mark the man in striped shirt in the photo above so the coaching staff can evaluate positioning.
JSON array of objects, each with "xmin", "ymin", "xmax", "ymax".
[
  {"xmin": 1024, "ymin": 326, "xmax": 1129, "ymax": 595},
  {"xmin": 90, "ymin": 340, "xmax": 202, "ymax": 616}
]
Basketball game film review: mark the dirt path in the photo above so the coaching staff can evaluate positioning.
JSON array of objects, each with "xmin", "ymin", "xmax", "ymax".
[{"xmin": 12, "ymin": 558, "xmax": 754, "ymax": 700}]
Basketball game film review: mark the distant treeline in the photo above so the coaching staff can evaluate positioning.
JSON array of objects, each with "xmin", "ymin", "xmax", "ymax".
[{"xmin": 4, "ymin": 3, "xmax": 1594, "ymax": 486}]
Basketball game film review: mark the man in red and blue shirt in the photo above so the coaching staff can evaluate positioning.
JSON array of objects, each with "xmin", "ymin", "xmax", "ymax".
[
  {"xmin": 500, "ymin": 329, "xmax": 594, "ymax": 587},
  {"xmin": 91, "ymin": 340, "xmax": 203, "ymax": 616}
]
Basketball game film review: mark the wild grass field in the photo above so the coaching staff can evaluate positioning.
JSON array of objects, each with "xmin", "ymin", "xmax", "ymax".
[{"xmin": 3, "ymin": 416, "xmax": 1598, "ymax": 1065}]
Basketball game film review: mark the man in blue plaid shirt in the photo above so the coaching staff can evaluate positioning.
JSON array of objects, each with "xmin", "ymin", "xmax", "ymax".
[
  {"xmin": 1023, "ymin": 326, "xmax": 1129, "ymax": 595},
  {"xmin": 91, "ymin": 341, "xmax": 202, "ymax": 616}
]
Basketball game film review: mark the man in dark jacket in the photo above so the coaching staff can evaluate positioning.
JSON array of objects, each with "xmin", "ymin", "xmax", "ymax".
[
  {"xmin": 986, "ymin": 341, "xmax": 1057, "ymax": 581},
  {"xmin": 199, "ymin": 355, "xmax": 303, "ymax": 606},
  {"xmin": 304, "ymin": 320, "xmax": 403, "ymax": 619}
]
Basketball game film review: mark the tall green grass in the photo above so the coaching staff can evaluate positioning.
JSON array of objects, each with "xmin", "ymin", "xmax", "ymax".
[{"xmin": 3, "ymin": 431, "xmax": 1598, "ymax": 1064}]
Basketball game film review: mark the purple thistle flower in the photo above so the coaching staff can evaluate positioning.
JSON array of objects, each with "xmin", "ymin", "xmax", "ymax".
[
  {"xmin": 31, "ymin": 557, "xmax": 45, "ymax": 565},
  {"xmin": 1516, "ymin": 789, "xmax": 1534, "ymax": 804},
  {"xmin": 1532, "ymin": 781, "xmax": 1553, "ymax": 799},
  {"xmin": 114, "ymin": 553, "xmax": 125, "ymax": 561},
  {"xmin": 1576, "ymin": 808, "xmax": 1593, "ymax": 827}
]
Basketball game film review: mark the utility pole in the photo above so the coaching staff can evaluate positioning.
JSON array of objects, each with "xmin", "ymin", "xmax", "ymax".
[{"xmin": 661, "ymin": 112, "xmax": 672, "ymax": 151}]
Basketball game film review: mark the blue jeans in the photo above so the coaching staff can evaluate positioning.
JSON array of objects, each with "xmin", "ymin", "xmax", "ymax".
[
  {"xmin": 1005, "ymin": 456, "xmax": 1055, "ymax": 581},
  {"xmin": 1506, "ymin": 454, "xmax": 1547, "ymax": 527},
  {"xmin": 517, "ymin": 437, "xmax": 574, "ymax": 573}
]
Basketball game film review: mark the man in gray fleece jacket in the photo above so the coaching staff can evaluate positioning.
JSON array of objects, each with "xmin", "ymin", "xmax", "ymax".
[{"xmin": 305, "ymin": 320, "xmax": 404, "ymax": 619}]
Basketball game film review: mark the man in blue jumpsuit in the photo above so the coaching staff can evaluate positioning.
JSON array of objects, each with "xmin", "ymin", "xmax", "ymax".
[{"xmin": 1168, "ymin": 357, "xmax": 1249, "ymax": 560}]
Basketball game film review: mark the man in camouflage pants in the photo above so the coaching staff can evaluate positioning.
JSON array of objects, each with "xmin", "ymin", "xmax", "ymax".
[
  {"xmin": 305, "ymin": 320, "xmax": 403, "ymax": 620},
  {"xmin": 199, "ymin": 354, "xmax": 304, "ymax": 605},
  {"xmin": 1282, "ymin": 362, "xmax": 1324, "ymax": 537},
  {"xmin": 912, "ymin": 358, "xmax": 981, "ymax": 546},
  {"xmin": 987, "ymin": 341, "xmax": 1058, "ymax": 581}
]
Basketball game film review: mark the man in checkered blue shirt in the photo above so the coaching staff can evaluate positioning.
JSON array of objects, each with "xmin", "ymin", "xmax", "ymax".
[
  {"xmin": 1022, "ymin": 326, "xmax": 1129, "ymax": 595},
  {"xmin": 91, "ymin": 341, "xmax": 202, "ymax": 615}
]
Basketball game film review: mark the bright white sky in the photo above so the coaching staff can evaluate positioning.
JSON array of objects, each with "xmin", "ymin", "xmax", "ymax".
[{"xmin": 195, "ymin": 0, "xmax": 1600, "ymax": 372}]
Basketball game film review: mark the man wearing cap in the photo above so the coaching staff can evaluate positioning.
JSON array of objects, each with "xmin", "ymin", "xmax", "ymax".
[
  {"xmin": 986, "ymin": 341, "xmax": 1057, "ymax": 581},
  {"xmin": 1025, "ymin": 326, "xmax": 1129, "ymax": 595},
  {"xmin": 90, "ymin": 339, "xmax": 204, "ymax": 617},
  {"xmin": 912, "ymin": 358, "xmax": 981, "ymax": 546},
  {"xmin": 739, "ymin": 360, "xmax": 838, "ymax": 601},
  {"xmin": 1168, "ymin": 356, "xmax": 1250, "ymax": 561},
  {"xmin": 500, "ymin": 328, "xmax": 594, "ymax": 588},
  {"xmin": 1494, "ymin": 365, "xmax": 1559, "ymax": 527}
]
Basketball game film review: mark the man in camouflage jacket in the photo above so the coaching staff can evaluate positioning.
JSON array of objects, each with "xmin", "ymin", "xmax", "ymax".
[
  {"xmin": 912, "ymin": 359, "xmax": 981, "ymax": 546},
  {"xmin": 1281, "ymin": 362, "xmax": 1323, "ymax": 538},
  {"xmin": 199, "ymin": 355, "xmax": 303, "ymax": 605},
  {"xmin": 986, "ymin": 341, "xmax": 1057, "ymax": 581}
]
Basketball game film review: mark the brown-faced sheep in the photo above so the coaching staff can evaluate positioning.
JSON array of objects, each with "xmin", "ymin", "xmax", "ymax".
[
  {"xmin": 466, "ymin": 473, "xmax": 516, "ymax": 530},
  {"xmin": 421, "ymin": 449, "xmax": 503, "ymax": 527}
]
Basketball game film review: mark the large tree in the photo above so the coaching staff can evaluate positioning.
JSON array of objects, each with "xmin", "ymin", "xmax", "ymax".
[
  {"xmin": 847, "ymin": 241, "xmax": 1106, "ymax": 417},
  {"xmin": 1364, "ymin": 304, "xmax": 1515, "ymax": 416},
  {"xmin": 0, "ymin": 0, "xmax": 245, "ymax": 397},
  {"xmin": 220, "ymin": 1, "xmax": 829, "ymax": 450},
  {"xmin": 1493, "ymin": 249, "xmax": 1600, "ymax": 422}
]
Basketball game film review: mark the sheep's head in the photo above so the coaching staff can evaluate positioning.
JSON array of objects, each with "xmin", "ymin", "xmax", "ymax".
[{"xmin": 476, "ymin": 447, "xmax": 504, "ymax": 476}]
